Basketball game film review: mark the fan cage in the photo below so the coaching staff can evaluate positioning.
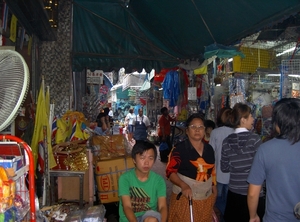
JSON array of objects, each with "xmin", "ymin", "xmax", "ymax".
[{"xmin": 0, "ymin": 50, "xmax": 30, "ymax": 132}]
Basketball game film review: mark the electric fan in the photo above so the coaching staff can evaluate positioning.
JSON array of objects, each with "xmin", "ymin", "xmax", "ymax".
[{"xmin": 0, "ymin": 50, "xmax": 30, "ymax": 132}]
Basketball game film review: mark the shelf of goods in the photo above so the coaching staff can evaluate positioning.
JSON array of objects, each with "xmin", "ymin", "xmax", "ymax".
[{"xmin": 0, "ymin": 135, "xmax": 36, "ymax": 222}]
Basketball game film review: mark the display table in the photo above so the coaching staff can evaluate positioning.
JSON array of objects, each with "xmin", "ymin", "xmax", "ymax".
[{"xmin": 49, "ymin": 170, "xmax": 86, "ymax": 208}]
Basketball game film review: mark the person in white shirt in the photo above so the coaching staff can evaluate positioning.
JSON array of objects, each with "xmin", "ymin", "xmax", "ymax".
[
  {"xmin": 108, "ymin": 107, "xmax": 114, "ymax": 119},
  {"xmin": 133, "ymin": 108, "xmax": 151, "ymax": 141},
  {"xmin": 125, "ymin": 108, "xmax": 136, "ymax": 141}
]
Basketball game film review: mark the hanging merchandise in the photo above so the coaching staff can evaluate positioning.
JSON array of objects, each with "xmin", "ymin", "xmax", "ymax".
[
  {"xmin": 154, "ymin": 68, "xmax": 169, "ymax": 82},
  {"xmin": 162, "ymin": 68, "xmax": 189, "ymax": 108},
  {"xmin": 178, "ymin": 69, "xmax": 189, "ymax": 107},
  {"xmin": 162, "ymin": 70, "xmax": 180, "ymax": 107},
  {"xmin": 197, "ymin": 75, "xmax": 210, "ymax": 114},
  {"xmin": 281, "ymin": 59, "xmax": 300, "ymax": 99},
  {"xmin": 195, "ymin": 56, "xmax": 217, "ymax": 75},
  {"xmin": 188, "ymin": 87, "xmax": 197, "ymax": 100},
  {"xmin": 248, "ymin": 73, "xmax": 281, "ymax": 138},
  {"xmin": 229, "ymin": 76, "xmax": 247, "ymax": 108},
  {"xmin": 177, "ymin": 107, "xmax": 189, "ymax": 121},
  {"xmin": 140, "ymin": 69, "xmax": 155, "ymax": 92}
]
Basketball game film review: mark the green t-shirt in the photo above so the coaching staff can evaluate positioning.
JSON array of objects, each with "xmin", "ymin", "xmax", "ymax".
[{"xmin": 118, "ymin": 169, "xmax": 166, "ymax": 222}]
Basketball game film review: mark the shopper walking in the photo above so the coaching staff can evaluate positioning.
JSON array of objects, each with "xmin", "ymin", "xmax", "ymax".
[
  {"xmin": 133, "ymin": 108, "xmax": 151, "ymax": 142},
  {"xmin": 248, "ymin": 98, "xmax": 300, "ymax": 222},
  {"xmin": 125, "ymin": 108, "xmax": 135, "ymax": 142},
  {"xmin": 221, "ymin": 103, "xmax": 265, "ymax": 222},
  {"xmin": 209, "ymin": 107, "xmax": 233, "ymax": 221},
  {"xmin": 158, "ymin": 107, "xmax": 176, "ymax": 162}
]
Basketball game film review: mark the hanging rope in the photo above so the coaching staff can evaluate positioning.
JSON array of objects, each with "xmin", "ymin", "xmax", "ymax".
[{"xmin": 190, "ymin": 0, "xmax": 216, "ymax": 43}]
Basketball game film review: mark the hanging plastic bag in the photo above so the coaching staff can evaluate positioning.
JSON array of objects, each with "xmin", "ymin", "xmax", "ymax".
[{"xmin": 159, "ymin": 142, "xmax": 169, "ymax": 151}]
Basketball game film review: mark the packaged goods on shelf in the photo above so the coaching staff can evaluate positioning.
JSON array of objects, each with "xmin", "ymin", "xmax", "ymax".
[
  {"xmin": 89, "ymin": 135, "xmax": 130, "ymax": 160},
  {"xmin": 0, "ymin": 166, "xmax": 17, "ymax": 213},
  {"xmin": 52, "ymin": 140, "xmax": 89, "ymax": 171},
  {"xmin": 0, "ymin": 156, "xmax": 23, "ymax": 173}
]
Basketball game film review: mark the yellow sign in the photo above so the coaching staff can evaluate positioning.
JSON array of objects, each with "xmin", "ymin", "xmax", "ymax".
[{"xmin": 9, "ymin": 15, "xmax": 18, "ymax": 42}]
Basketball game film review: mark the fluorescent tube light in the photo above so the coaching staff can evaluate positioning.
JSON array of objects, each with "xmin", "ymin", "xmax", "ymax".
[
  {"xmin": 276, "ymin": 47, "xmax": 296, "ymax": 57},
  {"xmin": 266, "ymin": 74, "xmax": 280, "ymax": 76},
  {"xmin": 266, "ymin": 74, "xmax": 300, "ymax": 77}
]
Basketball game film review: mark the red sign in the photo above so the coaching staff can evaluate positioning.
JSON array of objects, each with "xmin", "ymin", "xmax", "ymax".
[
  {"xmin": 99, "ymin": 85, "xmax": 109, "ymax": 94},
  {"xmin": 100, "ymin": 194, "xmax": 108, "ymax": 200},
  {"xmin": 100, "ymin": 175, "xmax": 110, "ymax": 191}
]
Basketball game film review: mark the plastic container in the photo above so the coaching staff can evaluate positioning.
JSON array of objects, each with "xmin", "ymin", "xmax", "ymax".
[
  {"xmin": 0, "ymin": 156, "xmax": 23, "ymax": 172},
  {"xmin": 83, "ymin": 205, "xmax": 106, "ymax": 222}
]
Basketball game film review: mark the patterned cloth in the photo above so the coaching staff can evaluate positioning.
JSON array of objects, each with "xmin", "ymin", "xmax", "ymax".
[{"xmin": 168, "ymin": 192, "xmax": 215, "ymax": 222}]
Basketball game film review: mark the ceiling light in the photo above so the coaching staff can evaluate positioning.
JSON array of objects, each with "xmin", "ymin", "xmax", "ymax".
[
  {"xmin": 288, "ymin": 75, "xmax": 300, "ymax": 78},
  {"xmin": 266, "ymin": 74, "xmax": 300, "ymax": 77},
  {"xmin": 276, "ymin": 47, "xmax": 296, "ymax": 57},
  {"xmin": 228, "ymin": 58, "xmax": 233, "ymax": 62},
  {"xmin": 266, "ymin": 74, "xmax": 280, "ymax": 76}
]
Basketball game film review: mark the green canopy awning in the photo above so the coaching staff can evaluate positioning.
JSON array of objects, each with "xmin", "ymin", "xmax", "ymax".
[{"xmin": 72, "ymin": 0, "xmax": 300, "ymax": 72}]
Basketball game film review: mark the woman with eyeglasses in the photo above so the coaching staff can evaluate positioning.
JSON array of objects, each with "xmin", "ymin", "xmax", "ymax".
[
  {"xmin": 166, "ymin": 113, "xmax": 217, "ymax": 222},
  {"xmin": 221, "ymin": 103, "xmax": 265, "ymax": 222}
]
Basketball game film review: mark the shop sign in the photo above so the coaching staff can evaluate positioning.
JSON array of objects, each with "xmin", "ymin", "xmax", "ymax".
[{"xmin": 87, "ymin": 69, "xmax": 104, "ymax": 84}]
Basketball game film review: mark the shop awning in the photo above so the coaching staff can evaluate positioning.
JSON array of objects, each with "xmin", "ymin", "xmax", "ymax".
[{"xmin": 72, "ymin": 0, "xmax": 300, "ymax": 72}]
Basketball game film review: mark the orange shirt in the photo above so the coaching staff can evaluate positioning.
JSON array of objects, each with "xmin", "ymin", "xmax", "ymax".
[{"xmin": 158, "ymin": 115, "xmax": 175, "ymax": 137}]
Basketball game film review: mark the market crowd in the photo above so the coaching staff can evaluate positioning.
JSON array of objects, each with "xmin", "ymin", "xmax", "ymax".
[{"xmin": 117, "ymin": 98, "xmax": 300, "ymax": 222}]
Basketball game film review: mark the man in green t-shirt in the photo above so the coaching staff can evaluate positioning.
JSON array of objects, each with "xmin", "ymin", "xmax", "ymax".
[{"xmin": 118, "ymin": 141, "xmax": 167, "ymax": 222}]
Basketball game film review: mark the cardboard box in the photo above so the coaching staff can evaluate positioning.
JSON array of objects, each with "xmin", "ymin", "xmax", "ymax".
[{"xmin": 95, "ymin": 156, "xmax": 134, "ymax": 203}]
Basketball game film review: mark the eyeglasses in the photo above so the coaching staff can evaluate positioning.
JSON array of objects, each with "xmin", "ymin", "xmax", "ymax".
[{"xmin": 188, "ymin": 125, "xmax": 205, "ymax": 130}]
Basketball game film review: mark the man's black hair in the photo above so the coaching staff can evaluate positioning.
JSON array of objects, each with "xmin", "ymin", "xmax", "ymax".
[
  {"xmin": 131, "ymin": 140, "xmax": 157, "ymax": 161},
  {"xmin": 160, "ymin": 107, "xmax": 168, "ymax": 114},
  {"xmin": 204, "ymin": 119, "xmax": 216, "ymax": 129}
]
